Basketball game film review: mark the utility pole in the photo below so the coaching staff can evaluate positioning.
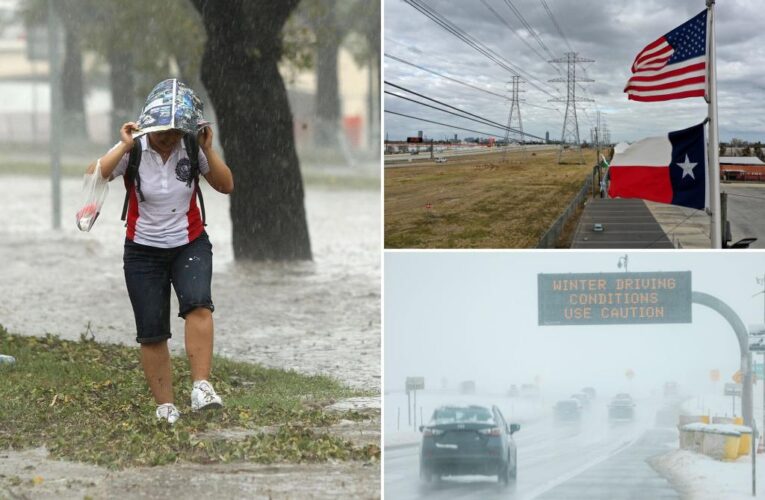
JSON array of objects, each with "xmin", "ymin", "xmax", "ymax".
[
  {"xmin": 502, "ymin": 76, "xmax": 525, "ymax": 163},
  {"xmin": 549, "ymin": 52, "xmax": 594, "ymax": 164},
  {"xmin": 47, "ymin": 0, "xmax": 62, "ymax": 230},
  {"xmin": 756, "ymin": 274, "xmax": 765, "ymax": 454}
]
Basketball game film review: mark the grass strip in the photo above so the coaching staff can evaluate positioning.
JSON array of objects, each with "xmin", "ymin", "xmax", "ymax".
[
  {"xmin": 384, "ymin": 148, "xmax": 594, "ymax": 248},
  {"xmin": 0, "ymin": 325, "xmax": 379, "ymax": 469}
]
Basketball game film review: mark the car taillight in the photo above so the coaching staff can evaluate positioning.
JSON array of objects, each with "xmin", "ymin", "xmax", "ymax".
[
  {"xmin": 423, "ymin": 428, "xmax": 444, "ymax": 437},
  {"xmin": 478, "ymin": 427, "xmax": 502, "ymax": 436}
]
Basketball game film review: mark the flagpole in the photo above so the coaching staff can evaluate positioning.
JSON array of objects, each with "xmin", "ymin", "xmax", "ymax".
[{"xmin": 707, "ymin": 0, "xmax": 722, "ymax": 248}]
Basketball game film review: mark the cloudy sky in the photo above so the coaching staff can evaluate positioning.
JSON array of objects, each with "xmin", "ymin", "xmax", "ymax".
[
  {"xmin": 383, "ymin": 0, "xmax": 765, "ymax": 143},
  {"xmin": 385, "ymin": 252, "xmax": 765, "ymax": 397}
]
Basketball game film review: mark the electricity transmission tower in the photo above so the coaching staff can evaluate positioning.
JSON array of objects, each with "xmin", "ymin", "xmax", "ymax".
[
  {"xmin": 549, "ymin": 52, "xmax": 594, "ymax": 164},
  {"xmin": 502, "ymin": 76, "xmax": 525, "ymax": 163}
]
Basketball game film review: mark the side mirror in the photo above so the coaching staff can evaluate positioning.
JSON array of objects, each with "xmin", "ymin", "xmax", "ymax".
[
  {"xmin": 510, "ymin": 423, "xmax": 521, "ymax": 434},
  {"xmin": 419, "ymin": 425, "xmax": 424, "ymax": 432}
]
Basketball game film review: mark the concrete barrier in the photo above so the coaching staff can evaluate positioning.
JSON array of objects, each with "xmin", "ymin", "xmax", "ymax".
[
  {"xmin": 681, "ymin": 422, "xmax": 707, "ymax": 452},
  {"xmin": 701, "ymin": 426, "xmax": 740, "ymax": 460},
  {"xmin": 679, "ymin": 422, "xmax": 751, "ymax": 460},
  {"xmin": 731, "ymin": 424, "xmax": 752, "ymax": 457}
]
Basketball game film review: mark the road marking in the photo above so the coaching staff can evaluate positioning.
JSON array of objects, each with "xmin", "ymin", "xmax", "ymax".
[{"xmin": 522, "ymin": 434, "xmax": 642, "ymax": 500}]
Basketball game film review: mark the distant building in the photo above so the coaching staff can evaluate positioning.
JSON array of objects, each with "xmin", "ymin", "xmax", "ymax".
[
  {"xmin": 417, "ymin": 130, "xmax": 423, "ymax": 139},
  {"xmin": 453, "ymin": 133, "xmax": 458, "ymax": 142},
  {"xmin": 545, "ymin": 131, "xmax": 550, "ymax": 143},
  {"xmin": 720, "ymin": 156, "xmax": 765, "ymax": 182}
]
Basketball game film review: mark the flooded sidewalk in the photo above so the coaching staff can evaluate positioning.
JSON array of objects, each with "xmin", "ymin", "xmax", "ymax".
[{"xmin": 0, "ymin": 173, "xmax": 380, "ymax": 391}]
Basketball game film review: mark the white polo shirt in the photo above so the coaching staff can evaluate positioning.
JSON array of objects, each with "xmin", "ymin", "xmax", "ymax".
[{"xmin": 109, "ymin": 135, "xmax": 210, "ymax": 248}]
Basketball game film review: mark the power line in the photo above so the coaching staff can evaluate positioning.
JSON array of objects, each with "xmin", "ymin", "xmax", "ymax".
[
  {"xmin": 549, "ymin": 52, "xmax": 594, "ymax": 164},
  {"xmin": 402, "ymin": 0, "xmax": 560, "ymax": 99},
  {"xmin": 479, "ymin": 0, "xmax": 560, "ymax": 74},
  {"xmin": 502, "ymin": 0, "xmax": 558, "ymax": 62},
  {"xmin": 384, "ymin": 53, "xmax": 562, "ymax": 113},
  {"xmin": 540, "ymin": 0, "xmax": 573, "ymax": 52},
  {"xmin": 384, "ymin": 81, "xmax": 545, "ymax": 140},
  {"xmin": 385, "ymin": 109, "xmax": 507, "ymax": 139},
  {"xmin": 385, "ymin": 90, "xmax": 511, "ymax": 133},
  {"xmin": 385, "ymin": 53, "xmax": 507, "ymax": 100}
]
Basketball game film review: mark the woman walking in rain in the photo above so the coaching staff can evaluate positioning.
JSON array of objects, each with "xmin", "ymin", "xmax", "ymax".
[{"xmin": 86, "ymin": 79, "xmax": 234, "ymax": 423}]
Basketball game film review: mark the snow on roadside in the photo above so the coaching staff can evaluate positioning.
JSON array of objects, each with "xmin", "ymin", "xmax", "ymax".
[
  {"xmin": 651, "ymin": 449, "xmax": 760, "ymax": 500},
  {"xmin": 650, "ymin": 389, "xmax": 765, "ymax": 499}
]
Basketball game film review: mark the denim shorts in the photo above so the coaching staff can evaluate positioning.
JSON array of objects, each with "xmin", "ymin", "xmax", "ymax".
[{"xmin": 123, "ymin": 232, "xmax": 215, "ymax": 344}]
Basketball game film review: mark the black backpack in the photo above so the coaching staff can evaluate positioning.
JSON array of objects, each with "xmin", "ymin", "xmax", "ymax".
[{"xmin": 120, "ymin": 133, "xmax": 206, "ymax": 226}]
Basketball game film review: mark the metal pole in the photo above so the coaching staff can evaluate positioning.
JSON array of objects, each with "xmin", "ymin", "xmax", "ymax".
[
  {"xmin": 706, "ymin": 0, "xmax": 722, "ymax": 248},
  {"xmin": 413, "ymin": 389, "xmax": 418, "ymax": 431},
  {"xmin": 47, "ymin": 0, "xmax": 62, "ymax": 230},
  {"xmin": 721, "ymin": 192, "xmax": 727, "ymax": 247},
  {"xmin": 407, "ymin": 390, "xmax": 411, "ymax": 426}
]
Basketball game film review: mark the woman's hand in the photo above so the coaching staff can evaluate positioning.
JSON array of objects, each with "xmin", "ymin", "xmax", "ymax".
[
  {"xmin": 120, "ymin": 122, "xmax": 140, "ymax": 149},
  {"xmin": 198, "ymin": 126, "xmax": 213, "ymax": 152}
]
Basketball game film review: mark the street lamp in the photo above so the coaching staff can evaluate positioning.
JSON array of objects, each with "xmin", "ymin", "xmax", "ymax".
[{"xmin": 617, "ymin": 254, "xmax": 629, "ymax": 273}]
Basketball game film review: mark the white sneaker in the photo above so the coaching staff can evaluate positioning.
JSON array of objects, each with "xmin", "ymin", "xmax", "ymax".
[
  {"xmin": 191, "ymin": 380, "xmax": 223, "ymax": 411},
  {"xmin": 156, "ymin": 403, "xmax": 180, "ymax": 424}
]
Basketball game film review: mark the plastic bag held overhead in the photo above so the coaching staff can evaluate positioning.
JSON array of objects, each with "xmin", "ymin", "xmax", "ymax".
[{"xmin": 76, "ymin": 160, "xmax": 109, "ymax": 232}]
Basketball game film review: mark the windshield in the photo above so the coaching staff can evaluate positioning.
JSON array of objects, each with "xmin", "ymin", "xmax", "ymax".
[{"xmin": 432, "ymin": 407, "xmax": 494, "ymax": 424}]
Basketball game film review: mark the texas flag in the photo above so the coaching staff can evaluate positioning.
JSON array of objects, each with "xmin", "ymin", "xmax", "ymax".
[{"xmin": 607, "ymin": 122, "xmax": 707, "ymax": 210}]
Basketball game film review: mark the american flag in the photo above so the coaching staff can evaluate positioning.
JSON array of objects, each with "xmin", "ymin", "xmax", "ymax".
[{"xmin": 624, "ymin": 10, "xmax": 707, "ymax": 102}]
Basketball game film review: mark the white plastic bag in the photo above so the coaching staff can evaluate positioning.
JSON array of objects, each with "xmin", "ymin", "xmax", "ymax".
[{"xmin": 76, "ymin": 160, "xmax": 109, "ymax": 232}]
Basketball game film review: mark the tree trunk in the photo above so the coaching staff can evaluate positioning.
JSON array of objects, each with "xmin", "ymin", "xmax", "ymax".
[
  {"xmin": 192, "ymin": 0, "xmax": 311, "ymax": 261},
  {"xmin": 61, "ymin": 27, "xmax": 87, "ymax": 141},
  {"xmin": 314, "ymin": 6, "xmax": 341, "ymax": 150},
  {"xmin": 107, "ymin": 47, "xmax": 135, "ymax": 141}
]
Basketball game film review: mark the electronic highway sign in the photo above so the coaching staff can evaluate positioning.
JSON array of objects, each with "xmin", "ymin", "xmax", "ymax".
[{"xmin": 538, "ymin": 271, "xmax": 692, "ymax": 326}]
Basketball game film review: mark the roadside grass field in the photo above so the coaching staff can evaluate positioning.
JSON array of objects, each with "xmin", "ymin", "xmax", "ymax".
[
  {"xmin": 384, "ymin": 147, "xmax": 595, "ymax": 248},
  {"xmin": 0, "ymin": 325, "xmax": 379, "ymax": 469}
]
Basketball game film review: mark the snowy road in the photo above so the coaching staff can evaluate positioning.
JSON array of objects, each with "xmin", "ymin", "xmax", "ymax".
[{"xmin": 384, "ymin": 397, "xmax": 680, "ymax": 499}]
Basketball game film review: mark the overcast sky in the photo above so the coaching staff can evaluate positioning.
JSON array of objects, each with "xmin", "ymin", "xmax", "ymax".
[
  {"xmin": 385, "ymin": 252, "xmax": 765, "ymax": 398},
  {"xmin": 383, "ymin": 0, "xmax": 765, "ymax": 143}
]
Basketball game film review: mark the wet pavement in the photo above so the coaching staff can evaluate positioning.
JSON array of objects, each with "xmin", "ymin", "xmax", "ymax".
[
  {"xmin": 0, "ymin": 173, "xmax": 380, "ymax": 391},
  {"xmin": 383, "ymin": 397, "xmax": 681, "ymax": 499}
]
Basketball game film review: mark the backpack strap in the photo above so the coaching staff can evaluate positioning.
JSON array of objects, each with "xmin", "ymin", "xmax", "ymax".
[
  {"xmin": 120, "ymin": 140, "xmax": 143, "ymax": 222},
  {"xmin": 183, "ymin": 133, "xmax": 207, "ymax": 227}
]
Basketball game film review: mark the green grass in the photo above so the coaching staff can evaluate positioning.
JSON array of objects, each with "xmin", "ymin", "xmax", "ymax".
[{"xmin": 0, "ymin": 325, "xmax": 379, "ymax": 469}]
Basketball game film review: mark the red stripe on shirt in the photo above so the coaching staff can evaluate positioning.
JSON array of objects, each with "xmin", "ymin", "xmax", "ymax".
[
  {"xmin": 124, "ymin": 178, "xmax": 139, "ymax": 241},
  {"xmin": 187, "ymin": 178, "xmax": 204, "ymax": 242}
]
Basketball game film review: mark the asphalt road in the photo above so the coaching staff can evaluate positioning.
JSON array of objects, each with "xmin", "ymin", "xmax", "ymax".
[
  {"xmin": 724, "ymin": 183, "xmax": 765, "ymax": 249},
  {"xmin": 384, "ymin": 399, "xmax": 679, "ymax": 500}
]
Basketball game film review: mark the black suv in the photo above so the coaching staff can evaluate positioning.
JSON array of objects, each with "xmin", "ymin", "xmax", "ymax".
[{"xmin": 419, "ymin": 405, "xmax": 520, "ymax": 485}]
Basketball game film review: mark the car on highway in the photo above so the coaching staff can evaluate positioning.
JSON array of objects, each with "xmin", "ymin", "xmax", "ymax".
[
  {"xmin": 554, "ymin": 399, "xmax": 582, "ymax": 421},
  {"xmin": 419, "ymin": 405, "xmax": 520, "ymax": 486},
  {"xmin": 434, "ymin": 157, "xmax": 448, "ymax": 163},
  {"xmin": 608, "ymin": 393, "xmax": 636, "ymax": 420},
  {"xmin": 521, "ymin": 383, "xmax": 540, "ymax": 399},
  {"xmin": 507, "ymin": 384, "xmax": 520, "ymax": 398},
  {"xmin": 570, "ymin": 392, "xmax": 591, "ymax": 409}
]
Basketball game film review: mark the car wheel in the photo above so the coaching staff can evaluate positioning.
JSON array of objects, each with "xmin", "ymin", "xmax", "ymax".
[
  {"xmin": 498, "ymin": 464, "xmax": 509, "ymax": 486},
  {"xmin": 420, "ymin": 467, "xmax": 433, "ymax": 483},
  {"xmin": 510, "ymin": 452, "xmax": 518, "ymax": 480}
]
